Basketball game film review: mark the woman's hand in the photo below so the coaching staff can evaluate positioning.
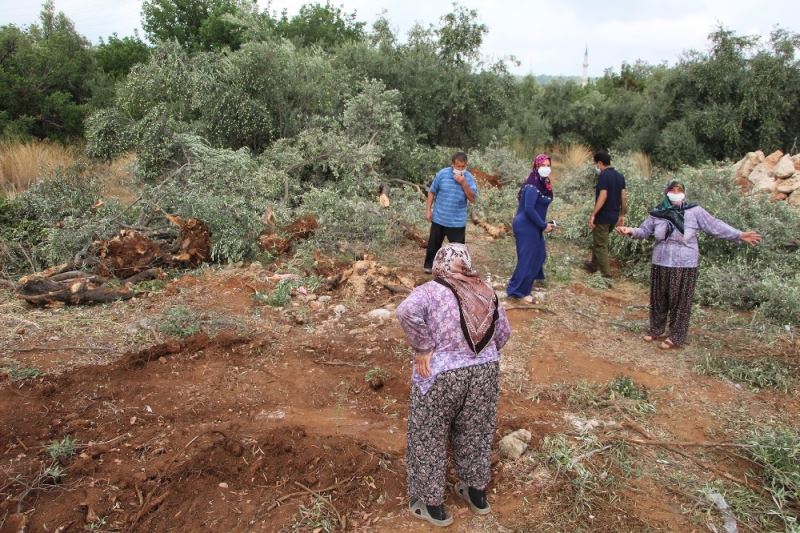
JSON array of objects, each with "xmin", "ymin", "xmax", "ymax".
[
  {"xmin": 616, "ymin": 226, "xmax": 633, "ymax": 236},
  {"xmin": 415, "ymin": 352, "xmax": 433, "ymax": 378},
  {"xmin": 740, "ymin": 231, "xmax": 762, "ymax": 246},
  {"xmin": 544, "ymin": 223, "xmax": 554, "ymax": 234}
]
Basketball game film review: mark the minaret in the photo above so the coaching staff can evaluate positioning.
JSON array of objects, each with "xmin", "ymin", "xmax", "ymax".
[{"xmin": 581, "ymin": 45, "xmax": 589, "ymax": 87}]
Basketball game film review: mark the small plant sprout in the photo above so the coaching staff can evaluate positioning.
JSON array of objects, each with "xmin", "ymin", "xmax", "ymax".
[
  {"xmin": 47, "ymin": 435, "xmax": 77, "ymax": 461},
  {"xmin": 365, "ymin": 367, "xmax": 389, "ymax": 390}
]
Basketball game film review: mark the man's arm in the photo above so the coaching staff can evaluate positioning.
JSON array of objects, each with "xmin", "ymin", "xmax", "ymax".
[
  {"xmin": 453, "ymin": 173, "xmax": 476, "ymax": 203},
  {"xmin": 617, "ymin": 189, "xmax": 628, "ymax": 226},
  {"xmin": 589, "ymin": 190, "xmax": 607, "ymax": 229},
  {"xmin": 426, "ymin": 192, "xmax": 435, "ymax": 222}
]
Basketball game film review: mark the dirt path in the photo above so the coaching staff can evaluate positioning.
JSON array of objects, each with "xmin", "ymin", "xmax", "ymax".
[{"xmin": 1, "ymin": 227, "xmax": 798, "ymax": 532}]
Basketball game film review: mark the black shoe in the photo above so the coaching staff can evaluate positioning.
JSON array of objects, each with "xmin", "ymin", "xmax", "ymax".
[
  {"xmin": 426, "ymin": 504, "xmax": 449, "ymax": 521},
  {"xmin": 409, "ymin": 499, "xmax": 454, "ymax": 527},
  {"xmin": 468, "ymin": 487, "xmax": 488, "ymax": 510},
  {"xmin": 453, "ymin": 481, "xmax": 492, "ymax": 515}
]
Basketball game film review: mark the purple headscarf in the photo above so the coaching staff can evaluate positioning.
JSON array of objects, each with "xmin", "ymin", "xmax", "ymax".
[{"xmin": 520, "ymin": 153, "xmax": 553, "ymax": 200}]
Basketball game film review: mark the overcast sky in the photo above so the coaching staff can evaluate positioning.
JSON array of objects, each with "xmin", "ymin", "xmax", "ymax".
[{"xmin": 1, "ymin": 0, "xmax": 797, "ymax": 76}]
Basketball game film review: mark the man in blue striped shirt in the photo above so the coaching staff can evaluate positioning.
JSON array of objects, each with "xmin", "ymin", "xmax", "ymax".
[{"xmin": 423, "ymin": 152, "xmax": 479, "ymax": 273}]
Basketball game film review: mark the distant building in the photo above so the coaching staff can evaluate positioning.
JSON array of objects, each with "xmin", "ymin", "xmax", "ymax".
[{"xmin": 581, "ymin": 45, "xmax": 589, "ymax": 87}]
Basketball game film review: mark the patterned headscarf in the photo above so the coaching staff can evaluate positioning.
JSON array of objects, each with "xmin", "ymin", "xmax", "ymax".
[
  {"xmin": 432, "ymin": 244, "xmax": 499, "ymax": 355},
  {"xmin": 520, "ymin": 153, "xmax": 554, "ymax": 200},
  {"xmin": 649, "ymin": 180, "xmax": 697, "ymax": 238}
]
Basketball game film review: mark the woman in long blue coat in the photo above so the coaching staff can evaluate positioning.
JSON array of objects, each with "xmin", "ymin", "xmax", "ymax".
[{"xmin": 507, "ymin": 154, "xmax": 554, "ymax": 302}]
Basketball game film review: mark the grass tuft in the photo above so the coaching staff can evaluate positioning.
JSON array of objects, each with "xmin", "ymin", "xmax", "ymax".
[{"xmin": 695, "ymin": 354, "xmax": 792, "ymax": 391}]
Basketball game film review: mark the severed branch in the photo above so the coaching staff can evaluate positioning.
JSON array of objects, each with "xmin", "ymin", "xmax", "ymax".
[
  {"xmin": 471, "ymin": 213, "xmax": 509, "ymax": 239},
  {"xmin": 11, "ymin": 346, "xmax": 113, "ymax": 353},
  {"xmin": 388, "ymin": 178, "xmax": 427, "ymax": 199},
  {"xmin": 611, "ymin": 411, "xmax": 765, "ymax": 495}
]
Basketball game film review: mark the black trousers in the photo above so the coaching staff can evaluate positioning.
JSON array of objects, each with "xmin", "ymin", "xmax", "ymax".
[{"xmin": 424, "ymin": 222, "xmax": 465, "ymax": 269}]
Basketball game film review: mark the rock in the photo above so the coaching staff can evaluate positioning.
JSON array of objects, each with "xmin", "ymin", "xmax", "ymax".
[
  {"xmin": 748, "ymin": 163, "xmax": 776, "ymax": 194},
  {"xmin": 532, "ymin": 290, "xmax": 546, "ymax": 304},
  {"xmin": 495, "ymin": 290, "xmax": 508, "ymax": 299},
  {"xmin": 765, "ymin": 150, "xmax": 784, "ymax": 167},
  {"xmin": 218, "ymin": 482, "xmax": 228, "ymax": 489},
  {"xmin": 776, "ymin": 173, "xmax": 800, "ymax": 194},
  {"xmin": 788, "ymin": 190, "xmax": 800, "ymax": 207},
  {"xmin": 366, "ymin": 308, "xmax": 393, "ymax": 322},
  {"xmin": 498, "ymin": 429, "xmax": 532, "ymax": 460},
  {"xmin": 793, "ymin": 154, "xmax": 800, "ymax": 171},
  {"xmin": 774, "ymin": 155, "xmax": 796, "ymax": 179},
  {"xmin": 770, "ymin": 192, "xmax": 789, "ymax": 202},
  {"xmin": 318, "ymin": 295, "xmax": 332, "ymax": 304},
  {"xmin": 509, "ymin": 429, "xmax": 532, "ymax": 443},
  {"xmin": 732, "ymin": 151, "xmax": 762, "ymax": 181},
  {"xmin": 332, "ymin": 304, "xmax": 347, "ymax": 317}
]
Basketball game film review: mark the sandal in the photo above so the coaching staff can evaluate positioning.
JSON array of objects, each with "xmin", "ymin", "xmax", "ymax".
[
  {"xmin": 658, "ymin": 338, "xmax": 678, "ymax": 350},
  {"xmin": 643, "ymin": 334, "xmax": 664, "ymax": 342},
  {"xmin": 453, "ymin": 481, "xmax": 492, "ymax": 515},
  {"xmin": 409, "ymin": 499, "xmax": 454, "ymax": 527}
]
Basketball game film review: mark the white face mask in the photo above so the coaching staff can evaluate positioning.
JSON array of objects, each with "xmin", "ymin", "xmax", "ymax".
[
  {"xmin": 667, "ymin": 192, "xmax": 685, "ymax": 203},
  {"xmin": 594, "ymin": 167, "xmax": 601, "ymax": 175},
  {"xmin": 537, "ymin": 166, "xmax": 552, "ymax": 178}
]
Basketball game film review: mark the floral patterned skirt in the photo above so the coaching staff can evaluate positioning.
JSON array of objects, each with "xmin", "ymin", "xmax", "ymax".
[{"xmin": 406, "ymin": 361, "xmax": 499, "ymax": 505}]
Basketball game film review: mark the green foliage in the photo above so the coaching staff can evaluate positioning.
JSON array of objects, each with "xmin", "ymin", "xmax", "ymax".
[
  {"xmin": 538, "ymin": 433, "xmax": 629, "ymax": 518},
  {"xmin": 150, "ymin": 136, "xmax": 266, "ymax": 262},
  {"xmin": 1, "ymin": 167, "xmax": 127, "ymax": 275},
  {"xmin": 470, "ymin": 143, "xmax": 530, "ymax": 186},
  {"xmin": 0, "ymin": 195, "xmax": 47, "ymax": 272},
  {"xmin": 654, "ymin": 120, "xmax": 706, "ymax": 169},
  {"xmin": 160, "ymin": 306, "xmax": 201, "ymax": 337},
  {"xmin": 43, "ymin": 463, "xmax": 65, "ymax": 483},
  {"xmin": 1, "ymin": 361, "xmax": 43, "ymax": 381},
  {"xmin": 743, "ymin": 428, "xmax": 800, "ymax": 530},
  {"xmin": 608, "ymin": 375, "xmax": 647, "ymax": 401},
  {"xmin": 19, "ymin": 166, "xmax": 102, "ymax": 223},
  {"xmin": 87, "ymin": 38, "xmax": 352, "ymax": 163},
  {"xmin": 585, "ymin": 273, "xmax": 614, "ymax": 290},
  {"xmin": 364, "ymin": 366, "xmax": 389, "ymax": 383},
  {"xmin": 435, "ymin": 4, "xmax": 487, "ymax": 65},
  {"xmin": 141, "ymin": 0, "xmax": 257, "ymax": 52},
  {"xmin": 95, "ymin": 32, "xmax": 151, "ymax": 78},
  {"xmin": 276, "ymin": 2, "xmax": 365, "ymax": 49},
  {"xmin": 695, "ymin": 354, "xmax": 792, "ymax": 391},
  {"xmin": 47, "ymin": 436, "xmax": 76, "ymax": 461},
  {"xmin": 254, "ymin": 279, "xmax": 294, "ymax": 307},
  {"xmin": 0, "ymin": 1, "xmax": 96, "ymax": 140}
]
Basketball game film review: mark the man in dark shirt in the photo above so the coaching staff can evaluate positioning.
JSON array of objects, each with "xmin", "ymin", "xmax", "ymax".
[{"xmin": 587, "ymin": 150, "xmax": 627, "ymax": 277}]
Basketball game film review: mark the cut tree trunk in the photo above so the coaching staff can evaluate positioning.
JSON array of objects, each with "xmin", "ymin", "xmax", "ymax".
[
  {"xmin": 471, "ymin": 213, "xmax": 510, "ymax": 239},
  {"xmin": 16, "ymin": 277, "xmax": 134, "ymax": 306}
]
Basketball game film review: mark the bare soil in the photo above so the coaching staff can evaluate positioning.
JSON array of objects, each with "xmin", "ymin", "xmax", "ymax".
[{"xmin": 1, "ymin": 228, "xmax": 798, "ymax": 532}]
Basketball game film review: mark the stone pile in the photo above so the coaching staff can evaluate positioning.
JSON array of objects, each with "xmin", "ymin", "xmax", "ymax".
[{"xmin": 732, "ymin": 150, "xmax": 800, "ymax": 207}]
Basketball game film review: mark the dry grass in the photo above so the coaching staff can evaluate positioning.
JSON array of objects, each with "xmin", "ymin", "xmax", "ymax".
[
  {"xmin": 631, "ymin": 151, "xmax": 653, "ymax": 178},
  {"xmin": 559, "ymin": 144, "xmax": 592, "ymax": 170},
  {"xmin": 509, "ymin": 142, "xmax": 593, "ymax": 173},
  {"xmin": 0, "ymin": 141, "xmax": 80, "ymax": 196},
  {"xmin": 96, "ymin": 152, "xmax": 138, "ymax": 203},
  {"xmin": 0, "ymin": 141, "xmax": 137, "ymax": 203}
]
